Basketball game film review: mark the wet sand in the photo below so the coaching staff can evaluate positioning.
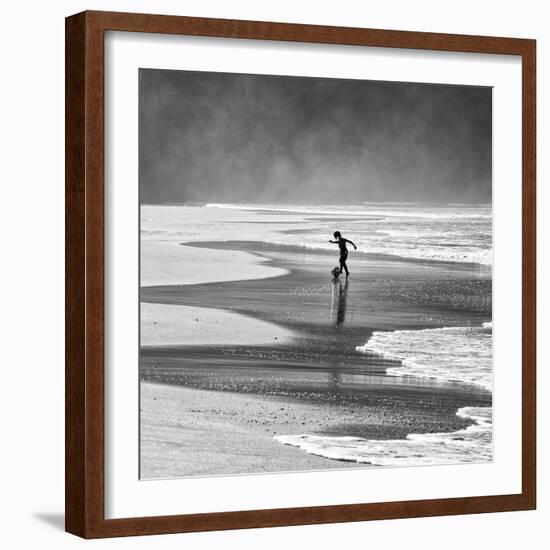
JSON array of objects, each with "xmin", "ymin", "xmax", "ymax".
[{"xmin": 140, "ymin": 240, "xmax": 491, "ymax": 478}]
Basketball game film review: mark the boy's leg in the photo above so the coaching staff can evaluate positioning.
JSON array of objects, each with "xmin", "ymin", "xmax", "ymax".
[
  {"xmin": 342, "ymin": 261, "xmax": 349, "ymax": 276},
  {"xmin": 340, "ymin": 254, "xmax": 349, "ymax": 276}
]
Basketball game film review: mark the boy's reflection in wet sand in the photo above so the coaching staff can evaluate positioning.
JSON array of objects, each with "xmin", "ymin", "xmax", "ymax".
[
  {"xmin": 330, "ymin": 278, "xmax": 349, "ymax": 388},
  {"xmin": 331, "ymin": 277, "xmax": 349, "ymax": 327}
]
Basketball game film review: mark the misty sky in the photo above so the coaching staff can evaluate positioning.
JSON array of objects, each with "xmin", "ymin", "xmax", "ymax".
[{"xmin": 139, "ymin": 69, "xmax": 492, "ymax": 204}]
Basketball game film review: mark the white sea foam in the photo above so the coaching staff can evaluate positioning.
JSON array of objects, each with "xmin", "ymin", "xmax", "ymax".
[
  {"xmin": 275, "ymin": 406, "xmax": 492, "ymax": 466},
  {"xmin": 356, "ymin": 324, "xmax": 493, "ymax": 391},
  {"xmin": 275, "ymin": 323, "xmax": 493, "ymax": 466}
]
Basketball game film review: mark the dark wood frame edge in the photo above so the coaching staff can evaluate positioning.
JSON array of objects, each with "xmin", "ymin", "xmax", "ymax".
[{"xmin": 65, "ymin": 10, "xmax": 536, "ymax": 539}]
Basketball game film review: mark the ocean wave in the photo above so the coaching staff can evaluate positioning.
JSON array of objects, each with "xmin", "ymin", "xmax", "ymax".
[
  {"xmin": 356, "ymin": 324, "xmax": 493, "ymax": 391},
  {"xmin": 275, "ymin": 406, "xmax": 492, "ymax": 466}
]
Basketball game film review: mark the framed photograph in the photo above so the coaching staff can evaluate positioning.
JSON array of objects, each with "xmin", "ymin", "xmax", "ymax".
[{"xmin": 65, "ymin": 10, "xmax": 536, "ymax": 538}]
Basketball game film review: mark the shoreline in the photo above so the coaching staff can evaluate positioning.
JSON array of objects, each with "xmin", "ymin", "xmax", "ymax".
[
  {"xmin": 140, "ymin": 381, "xmax": 486, "ymax": 478},
  {"xmin": 140, "ymin": 211, "xmax": 492, "ymax": 477}
]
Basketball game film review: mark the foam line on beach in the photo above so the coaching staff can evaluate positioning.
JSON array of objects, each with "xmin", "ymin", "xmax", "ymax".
[
  {"xmin": 275, "ymin": 322, "xmax": 493, "ymax": 466},
  {"xmin": 275, "ymin": 406, "xmax": 492, "ymax": 467},
  {"xmin": 355, "ymin": 323, "xmax": 493, "ymax": 391}
]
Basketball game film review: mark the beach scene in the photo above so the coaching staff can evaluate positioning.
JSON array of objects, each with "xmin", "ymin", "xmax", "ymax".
[
  {"xmin": 140, "ymin": 202, "xmax": 492, "ymax": 478},
  {"xmin": 138, "ymin": 69, "xmax": 492, "ymax": 479}
]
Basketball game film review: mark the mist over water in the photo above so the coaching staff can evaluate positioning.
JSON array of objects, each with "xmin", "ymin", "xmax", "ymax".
[{"xmin": 140, "ymin": 69, "xmax": 492, "ymax": 205}]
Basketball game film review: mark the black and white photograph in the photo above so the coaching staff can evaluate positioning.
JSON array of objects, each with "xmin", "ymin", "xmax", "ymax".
[
  {"xmin": 3, "ymin": 0, "xmax": 545, "ymax": 545},
  {"xmin": 138, "ymin": 68, "xmax": 493, "ymax": 479}
]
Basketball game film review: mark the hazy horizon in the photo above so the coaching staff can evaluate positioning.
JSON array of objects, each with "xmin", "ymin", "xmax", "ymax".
[{"xmin": 140, "ymin": 200, "xmax": 492, "ymax": 207}]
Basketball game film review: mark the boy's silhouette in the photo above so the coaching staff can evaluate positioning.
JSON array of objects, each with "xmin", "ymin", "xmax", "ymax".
[{"xmin": 329, "ymin": 231, "xmax": 357, "ymax": 277}]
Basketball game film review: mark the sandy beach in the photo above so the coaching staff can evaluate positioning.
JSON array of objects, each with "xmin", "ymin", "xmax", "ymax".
[
  {"xmin": 141, "ymin": 302, "xmax": 293, "ymax": 347},
  {"xmin": 141, "ymin": 382, "xmax": 360, "ymax": 478},
  {"xmin": 140, "ymin": 378, "xmax": 485, "ymax": 478},
  {"xmin": 140, "ymin": 205, "xmax": 492, "ymax": 478}
]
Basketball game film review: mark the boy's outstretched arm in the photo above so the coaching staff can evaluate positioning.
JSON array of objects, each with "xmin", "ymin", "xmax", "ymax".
[
  {"xmin": 345, "ymin": 238, "xmax": 357, "ymax": 250},
  {"xmin": 329, "ymin": 239, "xmax": 338, "ymax": 243}
]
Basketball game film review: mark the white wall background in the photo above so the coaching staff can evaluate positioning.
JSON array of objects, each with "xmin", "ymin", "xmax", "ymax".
[{"xmin": 0, "ymin": 1, "xmax": 547, "ymax": 548}]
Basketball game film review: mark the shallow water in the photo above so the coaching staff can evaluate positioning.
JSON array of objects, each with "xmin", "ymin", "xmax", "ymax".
[{"xmin": 207, "ymin": 203, "xmax": 492, "ymax": 265}]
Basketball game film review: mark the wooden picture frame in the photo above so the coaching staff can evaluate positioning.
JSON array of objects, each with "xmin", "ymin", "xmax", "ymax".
[{"xmin": 65, "ymin": 10, "xmax": 536, "ymax": 539}]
